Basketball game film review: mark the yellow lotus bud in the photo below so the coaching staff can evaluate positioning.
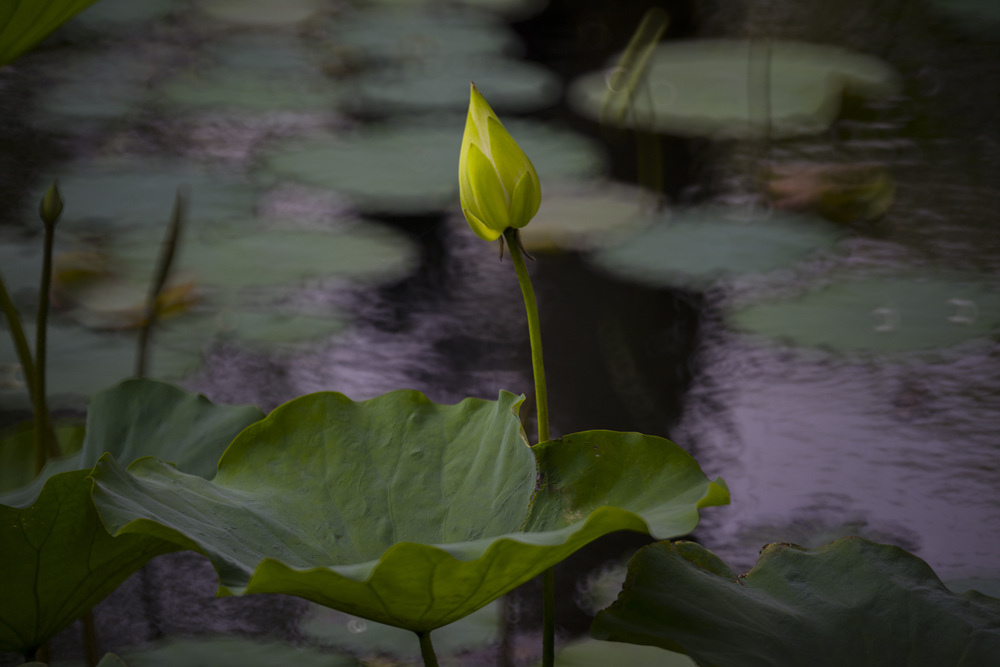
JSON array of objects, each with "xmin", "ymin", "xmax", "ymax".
[
  {"xmin": 39, "ymin": 180, "xmax": 63, "ymax": 227},
  {"xmin": 458, "ymin": 82, "xmax": 541, "ymax": 242}
]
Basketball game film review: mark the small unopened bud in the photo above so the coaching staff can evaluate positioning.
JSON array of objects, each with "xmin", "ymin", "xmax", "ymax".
[{"xmin": 39, "ymin": 180, "xmax": 63, "ymax": 227}]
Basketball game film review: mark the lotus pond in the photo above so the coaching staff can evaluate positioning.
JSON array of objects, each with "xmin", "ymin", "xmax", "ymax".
[{"xmin": 1, "ymin": 0, "xmax": 999, "ymax": 665}]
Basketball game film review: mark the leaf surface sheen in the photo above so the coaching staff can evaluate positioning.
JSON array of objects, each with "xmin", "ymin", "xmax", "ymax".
[
  {"xmin": 90, "ymin": 391, "xmax": 728, "ymax": 632},
  {"xmin": 592, "ymin": 538, "xmax": 1000, "ymax": 666},
  {"xmin": 0, "ymin": 379, "xmax": 263, "ymax": 654}
]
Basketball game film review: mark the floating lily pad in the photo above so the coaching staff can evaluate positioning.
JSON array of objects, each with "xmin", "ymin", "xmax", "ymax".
[
  {"xmin": 551, "ymin": 639, "xmax": 695, "ymax": 667},
  {"xmin": 194, "ymin": 0, "xmax": 328, "ymax": 27},
  {"xmin": 355, "ymin": 57, "xmax": 560, "ymax": 115},
  {"xmin": 156, "ymin": 34, "xmax": 342, "ymax": 114},
  {"xmin": 0, "ymin": 323, "xmax": 203, "ymax": 408},
  {"xmin": 727, "ymin": 275, "xmax": 1000, "ymax": 354},
  {"xmin": 322, "ymin": 6, "xmax": 523, "ymax": 64},
  {"xmin": 66, "ymin": 0, "xmax": 178, "ymax": 29},
  {"xmin": 518, "ymin": 182, "xmax": 649, "ymax": 252},
  {"xmin": 368, "ymin": 0, "xmax": 548, "ymax": 20},
  {"xmin": 33, "ymin": 158, "xmax": 256, "ymax": 230},
  {"xmin": 591, "ymin": 538, "xmax": 1000, "ymax": 666},
  {"xmin": 0, "ymin": 0, "xmax": 101, "ymax": 66},
  {"xmin": 30, "ymin": 49, "xmax": 158, "ymax": 133},
  {"xmin": 115, "ymin": 636, "xmax": 359, "ymax": 667},
  {"xmin": 301, "ymin": 600, "xmax": 501, "ymax": 658},
  {"xmin": 0, "ymin": 380, "xmax": 262, "ymax": 656},
  {"xmin": 588, "ymin": 206, "xmax": 844, "ymax": 288},
  {"xmin": 169, "ymin": 309, "xmax": 350, "ymax": 352},
  {"xmin": 107, "ymin": 220, "xmax": 418, "ymax": 289},
  {"xmin": 260, "ymin": 121, "xmax": 606, "ymax": 213},
  {"xmin": 90, "ymin": 391, "xmax": 727, "ymax": 634},
  {"xmin": 568, "ymin": 40, "xmax": 901, "ymax": 139}
]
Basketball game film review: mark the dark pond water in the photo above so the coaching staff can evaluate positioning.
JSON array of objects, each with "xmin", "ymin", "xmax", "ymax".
[{"xmin": 1, "ymin": 0, "xmax": 999, "ymax": 664}]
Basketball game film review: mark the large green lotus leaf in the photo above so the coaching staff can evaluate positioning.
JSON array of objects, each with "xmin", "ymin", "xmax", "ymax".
[
  {"xmin": 0, "ymin": 423, "xmax": 85, "ymax": 493},
  {"xmin": 261, "ymin": 121, "xmax": 605, "ymax": 213},
  {"xmin": 33, "ymin": 158, "xmax": 256, "ymax": 230},
  {"xmin": 591, "ymin": 538, "xmax": 1000, "ymax": 666},
  {"xmin": 728, "ymin": 275, "xmax": 1000, "ymax": 354},
  {"xmin": 90, "ymin": 391, "xmax": 727, "ymax": 633},
  {"xmin": 0, "ymin": 471, "xmax": 175, "ymax": 654},
  {"xmin": 113, "ymin": 636, "xmax": 359, "ymax": 667},
  {"xmin": 550, "ymin": 639, "xmax": 695, "ymax": 666},
  {"xmin": 588, "ymin": 206, "xmax": 844, "ymax": 288},
  {"xmin": 354, "ymin": 57, "xmax": 559, "ymax": 115},
  {"xmin": 0, "ymin": 379, "xmax": 263, "ymax": 654},
  {"xmin": 1, "ymin": 377, "xmax": 263, "ymax": 509},
  {"xmin": 0, "ymin": 0, "xmax": 100, "ymax": 66},
  {"xmin": 567, "ymin": 40, "xmax": 901, "ymax": 139},
  {"xmin": 322, "ymin": 6, "xmax": 523, "ymax": 63},
  {"xmin": 194, "ymin": 0, "xmax": 328, "ymax": 26},
  {"xmin": 0, "ymin": 324, "xmax": 203, "ymax": 409}
]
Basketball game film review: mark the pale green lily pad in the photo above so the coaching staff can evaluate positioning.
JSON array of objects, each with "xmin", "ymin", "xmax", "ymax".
[
  {"xmin": 194, "ymin": 0, "xmax": 328, "ymax": 26},
  {"xmin": 551, "ymin": 639, "xmax": 695, "ymax": 667},
  {"xmin": 30, "ymin": 49, "xmax": 158, "ymax": 133},
  {"xmin": 261, "ymin": 122, "xmax": 606, "ymax": 213},
  {"xmin": 591, "ymin": 538, "xmax": 1000, "ymax": 666},
  {"xmin": 368, "ymin": 0, "xmax": 547, "ymax": 20},
  {"xmin": 728, "ymin": 275, "xmax": 1000, "ymax": 354},
  {"xmin": 33, "ymin": 158, "xmax": 256, "ymax": 230},
  {"xmin": 66, "ymin": 0, "xmax": 178, "ymax": 28},
  {"xmin": 588, "ymin": 206, "xmax": 844, "ymax": 288},
  {"xmin": 322, "ymin": 6, "xmax": 523, "ymax": 63},
  {"xmin": 107, "ymin": 220, "xmax": 418, "ymax": 288},
  {"xmin": 301, "ymin": 600, "xmax": 501, "ymax": 658},
  {"xmin": 156, "ymin": 34, "xmax": 341, "ymax": 114},
  {"xmin": 0, "ymin": 380, "xmax": 262, "ymax": 655},
  {"xmin": 112, "ymin": 636, "xmax": 359, "ymax": 667},
  {"xmin": 90, "ymin": 391, "xmax": 727, "ymax": 633},
  {"xmin": 0, "ymin": 0, "xmax": 100, "ymax": 66},
  {"xmin": 518, "ymin": 182, "xmax": 649, "ymax": 252},
  {"xmin": 568, "ymin": 40, "xmax": 901, "ymax": 139},
  {"xmin": 157, "ymin": 68, "xmax": 341, "ymax": 114},
  {"xmin": 167, "ymin": 309, "xmax": 349, "ymax": 352},
  {"xmin": 0, "ymin": 323, "xmax": 203, "ymax": 408},
  {"xmin": 355, "ymin": 57, "xmax": 560, "ymax": 115}
]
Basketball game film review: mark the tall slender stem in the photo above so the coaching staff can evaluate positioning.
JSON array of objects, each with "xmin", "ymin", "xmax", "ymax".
[
  {"xmin": 503, "ymin": 228, "xmax": 549, "ymax": 444},
  {"xmin": 0, "ymin": 272, "xmax": 38, "ymax": 402},
  {"xmin": 542, "ymin": 567, "xmax": 555, "ymax": 666},
  {"xmin": 35, "ymin": 219, "xmax": 61, "ymax": 467},
  {"xmin": 136, "ymin": 190, "xmax": 185, "ymax": 378},
  {"xmin": 416, "ymin": 631, "xmax": 440, "ymax": 667},
  {"xmin": 504, "ymin": 228, "xmax": 554, "ymax": 666}
]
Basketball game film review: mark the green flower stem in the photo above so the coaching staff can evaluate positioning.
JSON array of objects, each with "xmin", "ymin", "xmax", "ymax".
[
  {"xmin": 35, "ymin": 219, "xmax": 61, "ymax": 468},
  {"xmin": 0, "ymin": 271, "xmax": 38, "ymax": 401},
  {"xmin": 503, "ymin": 227, "xmax": 554, "ymax": 667},
  {"xmin": 417, "ymin": 631, "xmax": 440, "ymax": 667},
  {"xmin": 542, "ymin": 567, "xmax": 555, "ymax": 666},
  {"xmin": 0, "ymin": 269, "xmax": 58, "ymax": 474},
  {"xmin": 502, "ymin": 228, "xmax": 549, "ymax": 444}
]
